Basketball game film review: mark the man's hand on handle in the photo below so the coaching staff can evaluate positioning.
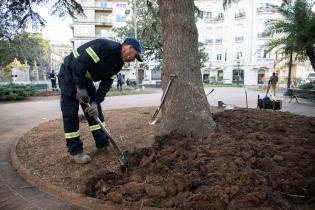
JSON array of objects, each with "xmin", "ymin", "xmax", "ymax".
[{"xmin": 85, "ymin": 102, "xmax": 98, "ymax": 117}]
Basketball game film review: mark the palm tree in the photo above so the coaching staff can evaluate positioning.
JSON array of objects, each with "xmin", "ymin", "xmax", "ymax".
[{"xmin": 263, "ymin": 0, "xmax": 315, "ymax": 72}]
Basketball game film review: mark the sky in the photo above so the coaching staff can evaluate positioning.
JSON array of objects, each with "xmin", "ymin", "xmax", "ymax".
[{"xmin": 32, "ymin": 6, "xmax": 73, "ymax": 46}]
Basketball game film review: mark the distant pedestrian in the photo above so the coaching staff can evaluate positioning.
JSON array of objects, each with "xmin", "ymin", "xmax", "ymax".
[
  {"xmin": 49, "ymin": 70, "xmax": 57, "ymax": 91},
  {"xmin": 266, "ymin": 72, "xmax": 279, "ymax": 96},
  {"xmin": 117, "ymin": 73, "xmax": 124, "ymax": 91}
]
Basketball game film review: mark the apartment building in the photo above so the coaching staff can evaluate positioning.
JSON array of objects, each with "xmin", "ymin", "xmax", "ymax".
[
  {"xmin": 195, "ymin": 0, "xmax": 313, "ymax": 86},
  {"xmin": 70, "ymin": 0, "xmax": 129, "ymax": 49}
]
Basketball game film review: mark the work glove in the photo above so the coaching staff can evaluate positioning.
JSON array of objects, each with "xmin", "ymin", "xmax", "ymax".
[
  {"xmin": 85, "ymin": 101, "xmax": 98, "ymax": 117},
  {"xmin": 76, "ymin": 88, "xmax": 89, "ymax": 102}
]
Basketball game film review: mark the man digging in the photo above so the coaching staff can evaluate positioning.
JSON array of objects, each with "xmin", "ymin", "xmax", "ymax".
[{"xmin": 58, "ymin": 38, "xmax": 143, "ymax": 164}]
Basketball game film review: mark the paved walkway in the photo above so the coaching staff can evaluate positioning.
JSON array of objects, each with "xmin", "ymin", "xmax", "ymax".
[{"xmin": 0, "ymin": 87, "xmax": 314, "ymax": 209}]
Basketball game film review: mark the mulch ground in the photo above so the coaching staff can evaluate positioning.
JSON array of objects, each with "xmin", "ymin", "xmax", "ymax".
[{"xmin": 17, "ymin": 107, "xmax": 315, "ymax": 209}]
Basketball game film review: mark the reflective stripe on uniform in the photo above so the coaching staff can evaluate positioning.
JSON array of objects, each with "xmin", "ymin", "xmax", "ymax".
[
  {"xmin": 73, "ymin": 49, "xmax": 80, "ymax": 58},
  {"xmin": 65, "ymin": 131, "xmax": 80, "ymax": 139},
  {"xmin": 85, "ymin": 71, "xmax": 93, "ymax": 80},
  {"xmin": 86, "ymin": 47, "xmax": 100, "ymax": 63},
  {"xmin": 89, "ymin": 122, "xmax": 106, "ymax": 132}
]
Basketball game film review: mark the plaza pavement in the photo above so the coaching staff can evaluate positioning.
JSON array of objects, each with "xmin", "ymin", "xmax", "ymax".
[{"xmin": 0, "ymin": 87, "xmax": 314, "ymax": 209}]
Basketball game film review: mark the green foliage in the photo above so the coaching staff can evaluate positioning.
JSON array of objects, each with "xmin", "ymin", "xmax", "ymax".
[
  {"xmin": 298, "ymin": 82, "xmax": 315, "ymax": 89},
  {"xmin": 0, "ymin": 84, "xmax": 37, "ymax": 100},
  {"xmin": 0, "ymin": 32, "xmax": 51, "ymax": 67},
  {"xmin": 114, "ymin": 0, "xmax": 208, "ymax": 70},
  {"xmin": 1, "ymin": 0, "xmax": 83, "ymax": 40},
  {"xmin": 263, "ymin": 0, "xmax": 315, "ymax": 69}
]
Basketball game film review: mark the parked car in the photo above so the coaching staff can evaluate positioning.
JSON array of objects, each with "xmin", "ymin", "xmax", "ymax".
[
  {"xmin": 127, "ymin": 79, "xmax": 137, "ymax": 86},
  {"xmin": 306, "ymin": 72, "xmax": 315, "ymax": 83}
]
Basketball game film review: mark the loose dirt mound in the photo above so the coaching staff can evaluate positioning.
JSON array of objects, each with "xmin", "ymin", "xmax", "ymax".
[
  {"xmin": 17, "ymin": 108, "xmax": 315, "ymax": 209},
  {"xmin": 84, "ymin": 109, "xmax": 315, "ymax": 210}
]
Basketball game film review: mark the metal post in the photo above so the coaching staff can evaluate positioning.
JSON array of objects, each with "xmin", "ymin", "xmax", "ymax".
[{"xmin": 133, "ymin": 0, "xmax": 139, "ymax": 84}]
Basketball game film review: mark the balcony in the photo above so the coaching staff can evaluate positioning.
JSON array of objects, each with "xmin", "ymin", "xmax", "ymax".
[
  {"xmin": 205, "ymin": 16, "xmax": 224, "ymax": 23},
  {"xmin": 257, "ymin": 6, "xmax": 276, "ymax": 14},
  {"xmin": 257, "ymin": 33, "xmax": 269, "ymax": 39},
  {"xmin": 95, "ymin": 18, "xmax": 113, "ymax": 26},
  {"xmin": 215, "ymin": 38, "xmax": 222, "ymax": 45},
  {"xmin": 205, "ymin": 39, "xmax": 213, "ymax": 45},
  {"xmin": 235, "ymin": 36, "xmax": 244, "ymax": 43},
  {"xmin": 235, "ymin": 12, "xmax": 246, "ymax": 19}
]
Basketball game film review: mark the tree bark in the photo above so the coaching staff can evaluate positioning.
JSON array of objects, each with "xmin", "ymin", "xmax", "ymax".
[
  {"xmin": 157, "ymin": 0, "xmax": 216, "ymax": 138},
  {"xmin": 306, "ymin": 48, "xmax": 315, "ymax": 72}
]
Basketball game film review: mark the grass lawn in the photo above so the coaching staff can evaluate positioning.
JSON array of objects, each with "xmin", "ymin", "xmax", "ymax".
[
  {"xmin": 106, "ymin": 86, "xmax": 155, "ymax": 96},
  {"xmin": 203, "ymin": 83, "xmax": 242, "ymax": 88}
]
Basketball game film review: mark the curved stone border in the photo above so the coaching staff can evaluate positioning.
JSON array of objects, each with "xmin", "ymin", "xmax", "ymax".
[{"xmin": 10, "ymin": 138, "xmax": 127, "ymax": 210}]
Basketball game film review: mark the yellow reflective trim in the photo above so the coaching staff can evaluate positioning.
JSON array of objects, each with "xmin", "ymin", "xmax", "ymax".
[
  {"xmin": 90, "ymin": 124, "xmax": 101, "ymax": 131},
  {"xmin": 85, "ymin": 71, "xmax": 93, "ymax": 80},
  {"xmin": 89, "ymin": 122, "xmax": 106, "ymax": 132},
  {"xmin": 111, "ymin": 75, "xmax": 116, "ymax": 80},
  {"xmin": 65, "ymin": 131, "xmax": 80, "ymax": 139},
  {"xmin": 73, "ymin": 49, "xmax": 80, "ymax": 58},
  {"xmin": 86, "ymin": 47, "xmax": 100, "ymax": 63}
]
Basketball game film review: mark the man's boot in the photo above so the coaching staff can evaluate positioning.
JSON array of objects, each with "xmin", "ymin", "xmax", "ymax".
[{"xmin": 73, "ymin": 153, "xmax": 91, "ymax": 164}]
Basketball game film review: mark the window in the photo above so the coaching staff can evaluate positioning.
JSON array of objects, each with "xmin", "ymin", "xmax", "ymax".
[
  {"xmin": 203, "ymin": 11, "xmax": 212, "ymax": 20},
  {"xmin": 215, "ymin": 38, "xmax": 222, "ymax": 44},
  {"xmin": 117, "ymin": 3, "xmax": 127, "ymax": 8},
  {"xmin": 236, "ymin": 51, "xmax": 243, "ymax": 60},
  {"xmin": 101, "ymin": 0, "xmax": 107, "ymax": 8},
  {"xmin": 217, "ymin": 54, "xmax": 222, "ymax": 61},
  {"xmin": 205, "ymin": 39, "xmax": 213, "ymax": 44},
  {"xmin": 263, "ymin": 50, "xmax": 270, "ymax": 58},
  {"xmin": 116, "ymin": 15, "xmax": 126, "ymax": 22}
]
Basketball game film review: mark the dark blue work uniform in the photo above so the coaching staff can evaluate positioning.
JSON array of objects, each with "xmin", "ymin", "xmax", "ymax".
[{"xmin": 58, "ymin": 39, "xmax": 124, "ymax": 155}]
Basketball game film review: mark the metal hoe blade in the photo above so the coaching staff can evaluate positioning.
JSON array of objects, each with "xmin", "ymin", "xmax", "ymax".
[{"xmin": 149, "ymin": 74, "xmax": 176, "ymax": 125}]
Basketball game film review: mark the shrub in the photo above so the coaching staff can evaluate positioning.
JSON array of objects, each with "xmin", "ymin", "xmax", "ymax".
[
  {"xmin": 298, "ymin": 83, "xmax": 314, "ymax": 90},
  {"xmin": 0, "ymin": 84, "xmax": 37, "ymax": 100}
]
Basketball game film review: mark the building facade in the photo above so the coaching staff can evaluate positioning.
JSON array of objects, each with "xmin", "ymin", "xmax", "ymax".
[
  {"xmin": 195, "ymin": 0, "xmax": 286, "ymax": 85},
  {"xmin": 70, "ymin": 0, "xmax": 129, "ymax": 48},
  {"xmin": 195, "ymin": 0, "xmax": 314, "ymax": 86}
]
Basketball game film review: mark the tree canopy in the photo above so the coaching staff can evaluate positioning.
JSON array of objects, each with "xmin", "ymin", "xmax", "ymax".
[
  {"xmin": 0, "ymin": 0, "xmax": 83, "ymax": 40},
  {"xmin": 0, "ymin": 32, "xmax": 51, "ymax": 68}
]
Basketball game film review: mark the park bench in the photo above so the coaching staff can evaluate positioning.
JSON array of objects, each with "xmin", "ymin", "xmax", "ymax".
[
  {"xmin": 34, "ymin": 83, "xmax": 48, "ymax": 91},
  {"xmin": 288, "ymin": 88, "xmax": 315, "ymax": 103}
]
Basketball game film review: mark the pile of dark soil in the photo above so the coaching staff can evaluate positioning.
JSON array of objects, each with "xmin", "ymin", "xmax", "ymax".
[{"xmin": 84, "ymin": 109, "xmax": 315, "ymax": 210}]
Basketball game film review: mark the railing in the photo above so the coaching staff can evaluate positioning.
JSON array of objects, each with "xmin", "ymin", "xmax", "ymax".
[
  {"xmin": 204, "ymin": 16, "xmax": 224, "ymax": 23},
  {"xmin": 235, "ymin": 12, "xmax": 246, "ymax": 19},
  {"xmin": 257, "ymin": 33, "xmax": 269, "ymax": 39},
  {"xmin": 257, "ymin": 7, "xmax": 276, "ymax": 13},
  {"xmin": 95, "ymin": 18, "xmax": 113, "ymax": 25}
]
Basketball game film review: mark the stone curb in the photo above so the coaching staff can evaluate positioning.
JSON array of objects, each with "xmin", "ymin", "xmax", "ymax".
[{"xmin": 10, "ymin": 138, "xmax": 132, "ymax": 210}]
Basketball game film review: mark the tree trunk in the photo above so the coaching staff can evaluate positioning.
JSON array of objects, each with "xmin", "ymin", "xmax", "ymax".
[
  {"xmin": 157, "ymin": 0, "xmax": 216, "ymax": 138},
  {"xmin": 306, "ymin": 48, "xmax": 315, "ymax": 72}
]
